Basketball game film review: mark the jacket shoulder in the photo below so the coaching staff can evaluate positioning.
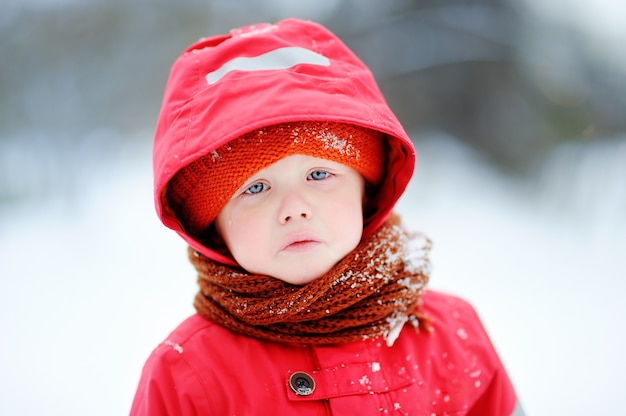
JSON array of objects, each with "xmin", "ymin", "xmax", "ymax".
[
  {"xmin": 422, "ymin": 289, "xmax": 478, "ymax": 314},
  {"xmin": 161, "ymin": 314, "xmax": 216, "ymax": 347},
  {"xmin": 421, "ymin": 290, "xmax": 487, "ymax": 333},
  {"xmin": 414, "ymin": 290, "xmax": 520, "ymax": 416},
  {"xmin": 419, "ymin": 290, "xmax": 498, "ymax": 362},
  {"xmin": 130, "ymin": 315, "xmax": 225, "ymax": 415}
]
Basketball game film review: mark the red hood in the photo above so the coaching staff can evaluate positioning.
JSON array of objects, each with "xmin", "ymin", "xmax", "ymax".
[{"xmin": 153, "ymin": 18, "xmax": 415, "ymax": 265}]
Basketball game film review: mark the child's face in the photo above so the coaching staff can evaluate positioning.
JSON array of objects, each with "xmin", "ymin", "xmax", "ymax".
[{"xmin": 215, "ymin": 154, "xmax": 365, "ymax": 285}]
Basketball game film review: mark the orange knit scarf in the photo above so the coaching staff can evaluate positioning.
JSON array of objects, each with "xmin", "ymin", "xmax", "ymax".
[{"xmin": 191, "ymin": 214, "xmax": 431, "ymax": 346}]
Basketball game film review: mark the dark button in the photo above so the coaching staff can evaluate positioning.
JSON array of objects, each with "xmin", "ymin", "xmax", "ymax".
[{"xmin": 288, "ymin": 371, "xmax": 315, "ymax": 396}]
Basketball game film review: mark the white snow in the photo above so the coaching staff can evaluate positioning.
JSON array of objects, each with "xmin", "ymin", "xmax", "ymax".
[
  {"xmin": 0, "ymin": 132, "xmax": 625, "ymax": 415},
  {"xmin": 456, "ymin": 328, "xmax": 469, "ymax": 341}
]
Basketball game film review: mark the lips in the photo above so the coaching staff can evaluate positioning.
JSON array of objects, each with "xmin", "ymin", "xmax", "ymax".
[{"xmin": 279, "ymin": 232, "xmax": 321, "ymax": 252}]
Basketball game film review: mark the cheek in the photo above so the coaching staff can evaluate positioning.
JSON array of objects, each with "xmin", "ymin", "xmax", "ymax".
[
  {"xmin": 327, "ymin": 188, "xmax": 365, "ymax": 234},
  {"xmin": 337, "ymin": 184, "xmax": 365, "ymax": 215},
  {"xmin": 216, "ymin": 204, "xmax": 255, "ymax": 247},
  {"xmin": 220, "ymin": 216, "xmax": 267, "ymax": 263}
]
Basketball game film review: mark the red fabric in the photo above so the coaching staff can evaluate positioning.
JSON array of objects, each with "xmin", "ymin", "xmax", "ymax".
[
  {"xmin": 152, "ymin": 18, "xmax": 415, "ymax": 265},
  {"xmin": 130, "ymin": 291, "xmax": 519, "ymax": 415}
]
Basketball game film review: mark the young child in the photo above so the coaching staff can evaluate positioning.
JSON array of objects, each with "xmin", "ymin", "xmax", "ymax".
[{"xmin": 131, "ymin": 18, "xmax": 524, "ymax": 415}]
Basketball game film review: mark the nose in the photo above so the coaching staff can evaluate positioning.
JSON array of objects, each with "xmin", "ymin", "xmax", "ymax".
[{"xmin": 278, "ymin": 189, "xmax": 312, "ymax": 224}]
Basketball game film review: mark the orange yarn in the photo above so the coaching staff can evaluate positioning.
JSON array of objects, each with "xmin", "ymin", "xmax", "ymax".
[{"xmin": 167, "ymin": 121, "xmax": 385, "ymax": 236}]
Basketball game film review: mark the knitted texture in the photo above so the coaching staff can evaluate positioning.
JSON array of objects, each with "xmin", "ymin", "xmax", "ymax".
[
  {"xmin": 167, "ymin": 121, "xmax": 385, "ymax": 236},
  {"xmin": 191, "ymin": 214, "xmax": 431, "ymax": 346}
]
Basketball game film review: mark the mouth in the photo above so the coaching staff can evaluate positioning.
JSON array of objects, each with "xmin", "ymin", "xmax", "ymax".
[{"xmin": 280, "ymin": 233, "xmax": 321, "ymax": 252}]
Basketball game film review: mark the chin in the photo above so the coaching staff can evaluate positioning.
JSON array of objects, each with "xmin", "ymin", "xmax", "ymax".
[
  {"xmin": 276, "ymin": 265, "xmax": 331, "ymax": 285},
  {"xmin": 258, "ymin": 257, "xmax": 339, "ymax": 285},
  {"xmin": 278, "ymin": 273, "xmax": 324, "ymax": 286}
]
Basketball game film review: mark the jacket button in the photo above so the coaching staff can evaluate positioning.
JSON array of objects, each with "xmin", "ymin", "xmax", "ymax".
[{"xmin": 289, "ymin": 371, "xmax": 316, "ymax": 396}]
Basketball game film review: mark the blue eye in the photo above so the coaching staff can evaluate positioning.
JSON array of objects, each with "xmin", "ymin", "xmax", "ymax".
[
  {"xmin": 244, "ymin": 182, "xmax": 268, "ymax": 194},
  {"xmin": 308, "ymin": 170, "xmax": 330, "ymax": 180}
]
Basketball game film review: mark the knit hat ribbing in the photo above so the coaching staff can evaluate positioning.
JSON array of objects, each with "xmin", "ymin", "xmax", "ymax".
[{"xmin": 166, "ymin": 121, "xmax": 385, "ymax": 237}]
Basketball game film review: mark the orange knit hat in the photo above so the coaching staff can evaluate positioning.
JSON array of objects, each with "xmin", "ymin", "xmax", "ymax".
[{"xmin": 167, "ymin": 121, "xmax": 385, "ymax": 237}]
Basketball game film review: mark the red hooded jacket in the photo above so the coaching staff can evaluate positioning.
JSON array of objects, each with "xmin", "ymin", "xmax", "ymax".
[{"xmin": 132, "ymin": 18, "xmax": 522, "ymax": 415}]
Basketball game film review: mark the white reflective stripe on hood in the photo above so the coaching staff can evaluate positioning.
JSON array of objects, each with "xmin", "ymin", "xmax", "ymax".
[{"xmin": 205, "ymin": 46, "xmax": 330, "ymax": 85}]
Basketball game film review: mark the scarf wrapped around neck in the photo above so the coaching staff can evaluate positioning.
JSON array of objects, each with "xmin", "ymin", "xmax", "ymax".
[{"xmin": 191, "ymin": 214, "xmax": 431, "ymax": 346}]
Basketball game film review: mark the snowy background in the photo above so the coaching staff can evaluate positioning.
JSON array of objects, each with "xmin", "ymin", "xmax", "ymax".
[
  {"xmin": 2, "ymin": 131, "xmax": 625, "ymax": 415},
  {"xmin": 2, "ymin": 1, "xmax": 626, "ymax": 415}
]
